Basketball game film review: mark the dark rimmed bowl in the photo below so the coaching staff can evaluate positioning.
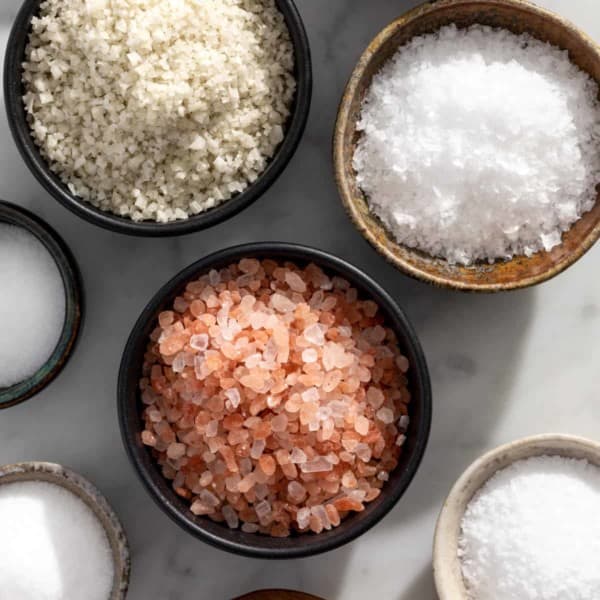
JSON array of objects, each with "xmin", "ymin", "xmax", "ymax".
[
  {"xmin": 0, "ymin": 461, "xmax": 130, "ymax": 598},
  {"xmin": 118, "ymin": 242, "xmax": 432, "ymax": 559},
  {"xmin": 0, "ymin": 200, "xmax": 83, "ymax": 409},
  {"xmin": 334, "ymin": 0, "xmax": 600, "ymax": 292},
  {"xmin": 4, "ymin": 0, "xmax": 312, "ymax": 237}
]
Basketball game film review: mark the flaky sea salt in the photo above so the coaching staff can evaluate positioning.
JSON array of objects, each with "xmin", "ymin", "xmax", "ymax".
[
  {"xmin": 0, "ymin": 224, "xmax": 65, "ymax": 387},
  {"xmin": 0, "ymin": 481, "xmax": 113, "ymax": 600},
  {"xmin": 459, "ymin": 455, "xmax": 600, "ymax": 600},
  {"xmin": 354, "ymin": 25, "xmax": 600, "ymax": 265}
]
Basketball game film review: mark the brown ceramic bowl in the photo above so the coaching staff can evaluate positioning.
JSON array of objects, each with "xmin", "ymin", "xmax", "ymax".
[
  {"xmin": 0, "ymin": 462, "xmax": 130, "ymax": 599},
  {"xmin": 334, "ymin": 0, "xmax": 600, "ymax": 292},
  {"xmin": 432, "ymin": 434, "xmax": 600, "ymax": 599}
]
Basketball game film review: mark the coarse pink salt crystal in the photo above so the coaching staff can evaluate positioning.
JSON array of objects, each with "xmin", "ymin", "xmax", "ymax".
[
  {"xmin": 376, "ymin": 407, "xmax": 394, "ymax": 424},
  {"xmin": 222, "ymin": 505, "xmax": 239, "ymax": 529},
  {"xmin": 304, "ymin": 323, "xmax": 325, "ymax": 346},
  {"xmin": 290, "ymin": 447, "xmax": 307, "ymax": 464},
  {"xmin": 224, "ymin": 388, "xmax": 241, "ymax": 409},
  {"xmin": 239, "ymin": 258, "xmax": 260, "ymax": 274},
  {"xmin": 285, "ymin": 270, "xmax": 307, "ymax": 292},
  {"xmin": 302, "ymin": 348, "xmax": 318, "ymax": 363},
  {"xmin": 396, "ymin": 355, "xmax": 410, "ymax": 373},
  {"xmin": 288, "ymin": 481, "xmax": 307, "ymax": 502},
  {"xmin": 271, "ymin": 293, "xmax": 295, "ymax": 313},
  {"xmin": 255, "ymin": 500, "xmax": 272, "ymax": 523},
  {"xmin": 139, "ymin": 259, "xmax": 411, "ymax": 537},
  {"xmin": 190, "ymin": 333, "xmax": 209, "ymax": 351},
  {"xmin": 297, "ymin": 507, "xmax": 311, "ymax": 529},
  {"xmin": 367, "ymin": 387, "xmax": 385, "ymax": 409},
  {"xmin": 191, "ymin": 501, "xmax": 212, "ymax": 516},
  {"xmin": 342, "ymin": 470, "xmax": 358, "ymax": 488},
  {"xmin": 396, "ymin": 434, "xmax": 407, "ymax": 447},
  {"xmin": 238, "ymin": 474, "xmax": 255, "ymax": 493},
  {"xmin": 258, "ymin": 455, "xmax": 276, "ymax": 477},
  {"xmin": 355, "ymin": 415, "xmax": 370, "ymax": 436},
  {"xmin": 205, "ymin": 420, "xmax": 219, "ymax": 438},
  {"xmin": 300, "ymin": 457, "xmax": 333, "ymax": 474},
  {"xmin": 158, "ymin": 311, "xmax": 175, "ymax": 328},
  {"xmin": 250, "ymin": 439, "xmax": 266, "ymax": 460},
  {"xmin": 167, "ymin": 442, "xmax": 186, "ymax": 460},
  {"xmin": 271, "ymin": 414, "xmax": 288, "ymax": 432},
  {"xmin": 141, "ymin": 431, "xmax": 156, "ymax": 446}
]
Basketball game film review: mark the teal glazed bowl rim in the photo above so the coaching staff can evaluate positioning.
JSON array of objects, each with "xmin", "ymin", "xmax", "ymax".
[
  {"xmin": 4, "ymin": 0, "xmax": 313, "ymax": 237},
  {"xmin": 0, "ymin": 200, "xmax": 83, "ymax": 409},
  {"xmin": 117, "ymin": 242, "xmax": 432, "ymax": 559}
]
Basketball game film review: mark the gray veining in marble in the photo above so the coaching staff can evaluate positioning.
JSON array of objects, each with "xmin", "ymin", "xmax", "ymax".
[{"xmin": 0, "ymin": 1, "xmax": 599, "ymax": 599}]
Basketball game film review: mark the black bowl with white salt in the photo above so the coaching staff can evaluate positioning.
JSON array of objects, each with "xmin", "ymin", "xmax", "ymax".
[
  {"xmin": 0, "ymin": 200, "xmax": 82, "ymax": 410},
  {"xmin": 4, "ymin": 0, "xmax": 312, "ymax": 236}
]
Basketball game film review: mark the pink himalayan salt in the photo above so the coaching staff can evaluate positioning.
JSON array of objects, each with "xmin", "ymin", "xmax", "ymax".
[{"xmin": 140, "ymin": 259, "xmax": 411, "ymax": 537}]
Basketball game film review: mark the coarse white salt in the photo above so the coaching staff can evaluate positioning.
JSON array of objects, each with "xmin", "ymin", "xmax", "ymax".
[
  {"xmin": 354, "ymin": 25, "xmax": 600, "ymax": 265},
  {"xmin": 459, "ymin": 455, "xmax": 600, "ymax": 600},
  {"xmin": 0, "ymin": 481, "xmax": 114, "ymax": 600},
  {"xmin": 23, "ymin": 0, "xmax": 295, "ymax": 223},
  {"xmin": 0, "ymin": 224, "xmax": 65, "ymax": 387}
]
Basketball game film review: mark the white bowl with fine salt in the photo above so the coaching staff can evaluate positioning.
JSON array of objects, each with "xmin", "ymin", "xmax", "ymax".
[
  {"xmin": 0, "ymin": 462, "xmax": 130, "ymax": 600},
  {"xmin": 433, "ymin": 434, "xmax": 600, "ymax": 600}
]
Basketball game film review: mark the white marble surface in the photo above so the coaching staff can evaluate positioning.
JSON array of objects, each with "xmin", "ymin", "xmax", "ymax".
[{"xmin": 1, "ymin": 1, "xmax": 599, "ymax": 599}]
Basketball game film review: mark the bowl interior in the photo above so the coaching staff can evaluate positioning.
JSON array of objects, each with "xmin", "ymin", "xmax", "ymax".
[
  {"xmin": 4, "ymin": 0, "xmax": 312, "ymax": 237},
  {"xmin": 0, "ymin": 200, "xmax": 82, "ymax": 409},
  {"xmin": 433, "ymin": 434, "xmax": 600, "ymax": 599},
  {"xmin": 334, "ymin": 0, "xmax": 600, "ymax": 291},
  {"xmin": 118, "ymin": 243, "xmax": 431, "ymax": 558},
  {"xmin": 0, "ymin": 462, "xmax": 130, "ymax": 599}
]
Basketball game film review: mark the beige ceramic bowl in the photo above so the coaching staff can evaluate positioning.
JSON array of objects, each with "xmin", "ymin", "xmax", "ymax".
[
  {"xmin": 433, "ymin": 434, "xmax": 600, "ymax": 599},
  {"xmin": 334, "ymin": 0, "xmax": 600, "ymax": 292},
  {"xmin": 0, "ymin": 462, "xmax": 130, "ymax": 599}
]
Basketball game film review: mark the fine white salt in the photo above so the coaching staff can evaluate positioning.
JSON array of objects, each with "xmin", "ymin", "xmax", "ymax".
[
  {"xmin": 459, "ymin": 455, "xmax": 600, "ymax": 600},
  {"xmin": 0, "ymin": 224, "xmax": 65, "ymax": 387},
  {"xmin": 354, "ymin": 25, "xmax": 600, "ymax": 265},
  {"xmin": 0, "ymin": 480, "xmax": 114, "ymax": 600}
]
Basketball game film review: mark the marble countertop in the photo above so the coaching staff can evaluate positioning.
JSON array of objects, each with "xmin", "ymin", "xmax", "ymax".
[{"xmin": 1, "ymin": 1, "xmax": 599, "ymax": 599}]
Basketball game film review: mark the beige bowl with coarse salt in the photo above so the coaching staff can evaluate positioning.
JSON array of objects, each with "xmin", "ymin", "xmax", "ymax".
[{"xmin": 432, "ymin": 433, "xmax": 600, "ymax": 599}]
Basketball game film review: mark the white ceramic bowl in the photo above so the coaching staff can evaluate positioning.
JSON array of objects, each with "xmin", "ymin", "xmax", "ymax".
[
  {"xmin": 433, "ymin": 434, "xmax": 600, "ymax": 599},
  {"xmin": 0, "ymin": 461, "xmax": 130, "ymax": 599}
]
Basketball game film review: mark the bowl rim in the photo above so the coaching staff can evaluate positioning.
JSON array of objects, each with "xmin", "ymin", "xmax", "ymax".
[
  {"xmin": 333, "ymin": 0, "xmax": 600, "ymax": 292},
  {"xmin": 0, "ymin": 200, "xmax": 83, "ymax": 409},
  {"xmin": 432, "ymin": 433, "xmax": 600, "ymax": 599},
  {"xmin": 4, "ymin": 0, "xmax": 313, "ymax": 237},
  {"xmin": 117, "ymin": 241, "xmax": 432, "ymax": 559},
  {"xmin": 0, "ymin": 460, "xmax": 131, "ymax": 599}
]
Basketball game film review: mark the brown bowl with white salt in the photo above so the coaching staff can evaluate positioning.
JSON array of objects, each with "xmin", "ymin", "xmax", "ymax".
[{"xmin": 334, "ymin": 0, "xmax": 600, "ymax": 291}]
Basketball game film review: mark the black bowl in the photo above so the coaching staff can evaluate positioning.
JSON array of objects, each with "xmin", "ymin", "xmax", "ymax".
[
  {"xmin": 4, "ymin": 0, "xmax": 312, "ymax": 237},
  {"xmin": 0, "ymin": 200, "xmax": 83, "ymax": 409},
  {"xmin": 118, "ymin": 242, "xmax": 432, "ymax": 558}
]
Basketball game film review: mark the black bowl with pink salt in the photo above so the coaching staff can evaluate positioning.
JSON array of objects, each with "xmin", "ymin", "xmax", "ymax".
[{"xmin": 118, "ymin": 242, "xmax": 431, "ymax": 558}]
